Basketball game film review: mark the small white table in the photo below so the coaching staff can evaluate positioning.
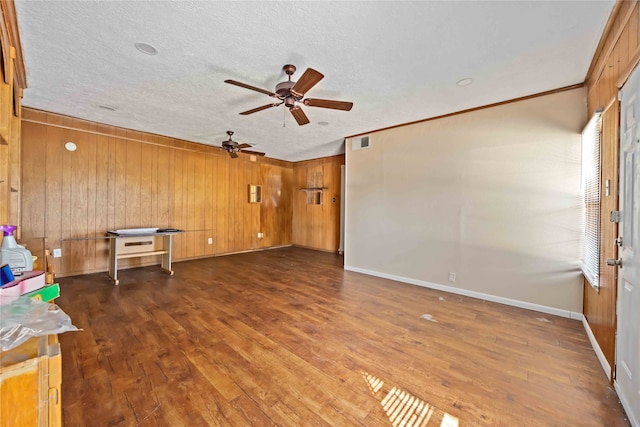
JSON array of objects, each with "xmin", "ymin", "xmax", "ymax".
[{"xmin": 107, "ymin": 229, "xmax": 180, "ymax": 285}]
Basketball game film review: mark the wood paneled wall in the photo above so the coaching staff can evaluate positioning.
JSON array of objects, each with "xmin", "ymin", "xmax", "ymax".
[
  {"xmin": 21, "ymin": 108, "xmax": 293, "ymax": 276},
  {"xmin": 292, "ymin": 155, "xmax": 343, "ymax": 252},
  {"xmin": 584, "ymin": 0, "xmax": 640, "ymax": 375},
  {"xmin": 0, "ymin": 1, "xmax": 25, "ymax": 231}
]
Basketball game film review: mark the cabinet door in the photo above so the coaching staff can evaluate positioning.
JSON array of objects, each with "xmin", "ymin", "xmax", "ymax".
[
  {"xmin": 0, "ymin": 359, "xmax": 40, "ymax": 426},
  {"xmin": 48, "ymin": 353, "xmax": 62, "ymax": 427}
]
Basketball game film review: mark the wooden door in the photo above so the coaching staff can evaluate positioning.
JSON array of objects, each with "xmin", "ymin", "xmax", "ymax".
[{"xmin": 616, "ymin": 66, "xmax": 640, "ymax": 427}]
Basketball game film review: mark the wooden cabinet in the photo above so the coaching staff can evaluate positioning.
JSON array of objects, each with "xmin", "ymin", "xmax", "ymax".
[{"xmin": 0, "ymin": 335, "xmax": 61, "ymax": 426}]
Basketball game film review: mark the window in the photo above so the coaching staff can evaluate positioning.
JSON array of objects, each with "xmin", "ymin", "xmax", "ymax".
[{"xmin": 581, "ymin": 111, "xmax": 602, "ymax": 289}]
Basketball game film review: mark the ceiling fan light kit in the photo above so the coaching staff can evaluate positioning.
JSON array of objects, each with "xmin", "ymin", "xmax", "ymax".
[{"xmin": 225, "ymin": 64, "xmax": 353, "ymax": 126}]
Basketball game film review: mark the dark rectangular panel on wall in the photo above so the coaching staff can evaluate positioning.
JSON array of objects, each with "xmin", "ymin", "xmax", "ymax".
[{"xmin": 20, "ymin": 108, "xmax": 294, "ymax": 277}]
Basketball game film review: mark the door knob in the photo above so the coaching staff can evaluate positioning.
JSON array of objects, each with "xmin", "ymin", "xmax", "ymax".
[{"xmin": 606, "ymin": 258, "xmax": 622, "ymax": 267}]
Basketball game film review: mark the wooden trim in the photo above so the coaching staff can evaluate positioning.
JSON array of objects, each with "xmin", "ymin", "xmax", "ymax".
[
  {"xmin": 166, "ymin": 245, "xmax": 295, "ymax": 265},
  {"xmin": 582, "ymin": 315, "xmax": 612, "ymax": 380},
  {"xmin": 200, "ymin": 244, "xmax": 293, "ymax": 258},
  {"xmin": 585, "ymin": 0, "xmax": 626, "ymax": 84},
  {"xmin": 53, "ymin": 260, "xmax": 167, "ymax": 278},
  {"xmin": 22, "ymin": 108, "xmax": 293, "ymax": 167},
  {"xmin": 591, "ymin": 93, "xmax": 621, "ymax": 118},
  {"xmin": 0, "ymin": 0, "xmax": 26, "ymax": 88},
  {"xmin": 617, "ymin": 45, "xmax": 640, "ymax": 88},
  {"xmin": 292, "ymin": 154, "xmax": 345, "ymax": 166},
  {"xmin": 602, "ymin": 95, "xmax": 620, "ymax": 114},
  {"xmin": 345, "ymin": 83, "xmax": 584, "ymax": 139},
  {"xmin": 292, "ymin": 243, "xmax": 339, "ymax": 254},
  {"xmin": 0, "ymin": 1, "xmax": 10, "ymax": 84},
  {"xmin": 12, "ymin": 84, "xmax": 20, "ymax": 115},
  {"xmin": 590, "ymin": 1, "xmax": 638, "ymax": 88},
  {"xmin": 20, "ymin": 117, "xmax": 216, "ymax": 154}
]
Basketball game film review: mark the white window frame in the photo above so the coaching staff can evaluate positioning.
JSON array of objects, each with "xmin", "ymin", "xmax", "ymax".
[{"xmin": 581, "ymin": 110, "xmax": 602, "ymax": 290}]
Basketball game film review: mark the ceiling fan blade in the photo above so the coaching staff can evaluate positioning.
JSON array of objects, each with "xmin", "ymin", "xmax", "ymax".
[
  {"xmin": 291, "ymin": 68, "xmax": 324, "ymax": 97},
  {"xmin": 224, "ymin": 80, "xmax": 277, "ymax": 97},
  {"xmin": 241, "ymin": 150, "xmax": 266, "ymax": 156},
  {"xmin": 289, "ymin": 106, "xmax": 310, "ymax": 126},
  {"xmin": 303, "ymin": 98, "xmax": 353, "ymax": 111},
  {"xmin": 229, "ymin": 151, "xmax": 239, "ymax": 159},
  {"xmin": 236, "ymin": 143, "xmax": 252, "ymax": 149},
  {"xmin": 239, "ymin": 102, "xmax": 282, "ymax": 115}
]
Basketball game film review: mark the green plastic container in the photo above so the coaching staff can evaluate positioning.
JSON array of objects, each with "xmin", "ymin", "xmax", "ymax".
[{"xmin": 23, "ymin": 283, "xmax": 60, "ymax": 302}]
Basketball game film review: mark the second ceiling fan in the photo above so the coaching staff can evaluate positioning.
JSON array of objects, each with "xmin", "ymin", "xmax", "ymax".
[
  {"xmin": 225, "ymin": 64, "xmax": 353, "ymax": 126},
  {"xmin": 218, "ymin": 131, "xmax": 265, "ymax": 159}
]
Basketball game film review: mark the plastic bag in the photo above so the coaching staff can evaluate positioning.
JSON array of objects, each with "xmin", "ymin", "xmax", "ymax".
[{"xmin": 0, "ymin": 296, "xmax": 80, "ymax": 351}]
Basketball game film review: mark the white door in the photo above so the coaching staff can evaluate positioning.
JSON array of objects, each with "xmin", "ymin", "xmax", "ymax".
[
  {"xmin": 339, "ymin": 164, "xmax": 345, "ymax": 254},
  {"xmin": 617, "ymin": 69, "xmax": 640, "ymax": 427}
]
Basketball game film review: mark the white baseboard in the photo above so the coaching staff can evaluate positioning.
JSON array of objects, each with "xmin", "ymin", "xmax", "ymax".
[
  {"xmin": 614, "ymin": 381, "xmax": 639, "ymax": 427},
  {"xmin": 343, "ymin": 265, "xmax": 583, "ymax": 320},
  {"xmin": 581, "ymin": 316, "xmax": 612, "ymax": 379}
]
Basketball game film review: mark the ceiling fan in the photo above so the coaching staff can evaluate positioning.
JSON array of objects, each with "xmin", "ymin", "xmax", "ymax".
[
  {"xmin": 225, "ymin": 64, "xmax": 353, "ymax": 126},
  {"xmin": 218, "ymin": 131, "xmax": 265, "ymax": 159}
]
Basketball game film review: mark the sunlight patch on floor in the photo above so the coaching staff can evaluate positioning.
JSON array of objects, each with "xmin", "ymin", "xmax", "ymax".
[{"xmin": 362, "ymin": 371, "xmax": 459, "ymax": 427}]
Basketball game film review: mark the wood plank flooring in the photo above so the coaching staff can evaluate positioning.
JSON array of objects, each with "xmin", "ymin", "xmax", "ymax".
[{"xmin": 55, "ymin": 247, "xmax": 629, "ymax": 426}]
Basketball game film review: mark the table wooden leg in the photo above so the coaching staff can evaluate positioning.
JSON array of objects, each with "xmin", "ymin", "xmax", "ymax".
[{"xmin": 108, "ymin": 238, "xmax": 119, "ymax": 286}]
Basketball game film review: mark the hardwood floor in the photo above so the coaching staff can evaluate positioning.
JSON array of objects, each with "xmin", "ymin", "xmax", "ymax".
[{"xmin": 55, "ymin": 247, "xmax": 628, "ymax": 426}]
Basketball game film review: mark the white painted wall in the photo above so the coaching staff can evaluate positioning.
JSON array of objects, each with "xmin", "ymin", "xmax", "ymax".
[{"xmin": 345, "ymin": 88, "xmax": 587, "ymax": 313}]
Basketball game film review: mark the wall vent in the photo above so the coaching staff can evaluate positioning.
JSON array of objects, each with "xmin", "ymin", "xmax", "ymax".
[{"xmin": 352, "ymin": 135, "xmax": 371, "ymax": 151}]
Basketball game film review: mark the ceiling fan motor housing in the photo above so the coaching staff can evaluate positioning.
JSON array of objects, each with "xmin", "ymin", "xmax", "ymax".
[
  {"xmin": 276, "ymin": 81, "xmax": 296, "ymax": 98},
  {"xmin": 275, "ymin": 80, "xmax": 301, "ymax": 108}
]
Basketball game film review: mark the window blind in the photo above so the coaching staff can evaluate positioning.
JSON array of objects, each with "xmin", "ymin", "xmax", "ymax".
[{"xmin": 581, "ymin": 111, "xmax": 602, "ymax": 289}]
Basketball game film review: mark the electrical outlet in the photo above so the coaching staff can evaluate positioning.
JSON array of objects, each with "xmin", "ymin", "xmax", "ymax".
[
  {"xmin": 207, "ymin": 237, "xmax": 213, "ymax": 245},
  {"xmin": 53, "ymin": 248, "xmax": 62, "ymax": 258},
  {"xmin": 448, "ymin": 272, "xmax": 456, "ymax": 282},
  {"xmin": 257, "ymin": 232, "xmax": 264, "ymax": 239}
]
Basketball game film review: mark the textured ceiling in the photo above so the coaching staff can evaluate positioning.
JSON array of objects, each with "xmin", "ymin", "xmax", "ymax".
[{"xmin": 15, "ymin": 1, "xmax": 613, "ymax": 162}]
